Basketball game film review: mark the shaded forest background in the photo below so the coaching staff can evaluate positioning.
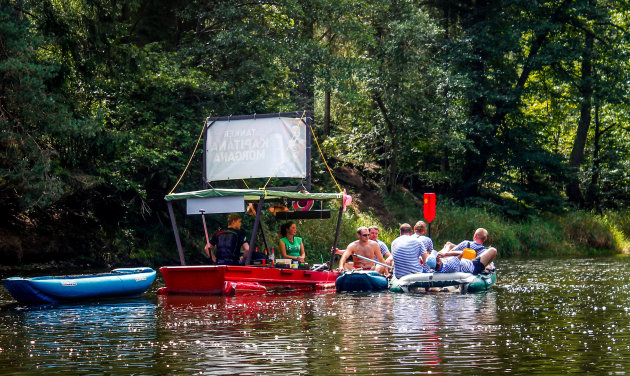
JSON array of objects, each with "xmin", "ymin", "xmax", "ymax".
[{"xmin": 1, "ymin": 0, "xmax": 629, "ymax": 267}]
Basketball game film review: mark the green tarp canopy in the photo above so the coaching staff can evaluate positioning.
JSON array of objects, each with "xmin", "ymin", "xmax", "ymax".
[{"xmin": 165, "ymin": 188, "xmax": 343, "ymax": 202}]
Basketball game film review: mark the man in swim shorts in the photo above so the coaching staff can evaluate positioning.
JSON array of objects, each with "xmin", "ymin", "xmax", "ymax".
[
  {"xmin": 432, "ymin": 244, "xmax": 497, "ymax": 274},
  {"xmin": 447, "ymin": 228, "xmax": 496, "ymax": 271}
]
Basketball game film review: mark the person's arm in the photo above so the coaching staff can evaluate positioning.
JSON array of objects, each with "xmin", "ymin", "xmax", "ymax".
[
  {"xmin": 337, "ymin": 245, "xmax": 354, "ymax": 271},
  {"xmin": 385, "ymin": 255, "xmax": 394, "ymax": 266},
  {"xmin": 438, "ymin": 250, "xmax": 463, "ymax": 258},
  {"xmin": 373, "ymin": 243, "xmax": 386, "ymax": 264},
  {"xmin": 298, "ymin": 241, "xmax": 306, "ymax": 262},
  {"xmin": 204, "ymin": 243, "xmax": 217, "ymax": 263}
]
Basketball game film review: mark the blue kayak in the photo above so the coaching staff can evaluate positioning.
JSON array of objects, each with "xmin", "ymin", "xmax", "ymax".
[
  {"xmin": 335, "ymin": 270, "xmax": 389, "ymax": 292},
  {"xmin": 3, "ymin": 267, "xmax": 156, "ymax": 305}
]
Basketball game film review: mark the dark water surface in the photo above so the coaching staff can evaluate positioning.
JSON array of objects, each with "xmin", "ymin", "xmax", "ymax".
[{"xmin": 1, "ymin": 257, "xmax": 630, "ymax": 375}]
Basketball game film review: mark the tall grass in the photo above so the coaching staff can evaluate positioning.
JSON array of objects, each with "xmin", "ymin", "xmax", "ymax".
[
  {"xmin": 376, "ymin": 193, "xmax": 625, "ymax": 258},
  {"xmin": 207, "ymin": 193, "xmax": 628, "ymax": 265}
]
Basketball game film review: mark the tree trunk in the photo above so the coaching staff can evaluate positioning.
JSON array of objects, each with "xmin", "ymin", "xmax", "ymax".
[
  {"xmin": 457, "ymin": 0, "xmax": 572, "ymax": 200},
  {"xmin": 566, "ymin": 30, "xmax": 594, "ymax": 205},
  {"xmin": 586, "ymin": 103, "xmax": 601, "ymax": 211},
  {"xmin": 324, "ymin": 90, "xmax": 331, "ymax": 136},
  {"xmin": 373, "ymin": 93, "xmax": 398, "ymax": 193}
]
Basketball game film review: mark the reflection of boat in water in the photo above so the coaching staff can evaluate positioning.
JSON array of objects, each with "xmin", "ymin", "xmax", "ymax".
[
  {"xmin": 159, "ymin": 112, "xmax": 347, "ymax": 296},
  {"xmin": 335, "ymin": 270, "xmax": 388, "ymax": 292},
  {"xmin": 2, "ymin": 267, "xmax": 156, "ymax": 304},
  {"xmin": 390, "ymin": 271, "xmax": 496, "ymax": 294}
]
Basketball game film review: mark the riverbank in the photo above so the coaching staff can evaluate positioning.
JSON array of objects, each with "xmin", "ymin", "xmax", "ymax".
[
  {"xmin": 298, "ymin": 192, "xmax": 630, "ymax": 264},
  {"xmin": 1, "ymin": 189, "xmax": 628, "ymax": 270}
]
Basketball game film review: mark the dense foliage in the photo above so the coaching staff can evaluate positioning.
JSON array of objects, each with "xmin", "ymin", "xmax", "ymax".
[{"xmin": 1, "ymin": 0, "xmax": 629, "ymax": 264}]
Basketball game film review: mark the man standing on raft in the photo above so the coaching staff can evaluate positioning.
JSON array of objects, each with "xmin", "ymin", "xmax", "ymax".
[
  {"xmin": 205, "ymin": 214, "xmax": 250, "ymax": 265},
  {"xmin": 338, "ymin": 227, "xmax": 388, "ymax": 273}
]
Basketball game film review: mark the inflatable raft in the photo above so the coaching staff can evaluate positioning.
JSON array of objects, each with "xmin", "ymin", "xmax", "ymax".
[
  {"xmin": 335, "ymin": 270, "xmax": 389, "ymax": 292},
  {"xmin": 3, "ymin": 267, "xmax": 156, "ymax": 305},
  {"xmin": 390, "ymin": 270, "xmax": 496, "ymax": 294}
]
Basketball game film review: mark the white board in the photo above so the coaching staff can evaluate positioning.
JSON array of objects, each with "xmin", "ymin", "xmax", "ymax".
[
  {"xmin": 186, "ymin": 196, "xmax": 245, "ymax": 215},
  {"xmin": 205, "ymin": 117, "xmax": 306, "ymax": 181}
]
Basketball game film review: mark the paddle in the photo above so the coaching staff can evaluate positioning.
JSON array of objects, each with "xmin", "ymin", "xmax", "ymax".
[
  {"xmin": 352, "ymin": 253, "xmax": 393, "ymax": 270},
  {"xmin": 200, "ymin": 210, "xmax": 216, "ymax": 263}
]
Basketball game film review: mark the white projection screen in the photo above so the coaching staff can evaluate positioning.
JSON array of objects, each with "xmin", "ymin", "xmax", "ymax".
[{"xmin": 204, "ymin": 116, "xmax": 307, "ymax": 182}]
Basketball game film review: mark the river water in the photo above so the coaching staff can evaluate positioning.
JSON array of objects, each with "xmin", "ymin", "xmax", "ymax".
[{"xmin": 1, "ymin": 257, "xmax": 630, "ymax": 375}]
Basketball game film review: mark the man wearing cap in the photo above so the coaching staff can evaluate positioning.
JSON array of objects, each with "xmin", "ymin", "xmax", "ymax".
[{"xmin": 391, "ymin": 223, "xmax": 429, "ymax": 279}]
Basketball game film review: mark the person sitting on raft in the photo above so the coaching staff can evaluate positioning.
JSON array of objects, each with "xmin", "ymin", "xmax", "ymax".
[
  {"xmin": 411, "ymin": 220, "xmax": 434, "ymax": 253},
  {"xmin": 391, "ymin": 223, "xmax": 429, "ymax": 279},
  {"xmin": 368, "ymin": 225, "xmax": 392, "ymax": 275},
  {"xmin": 427, "ymin": 242, "xmax": 497, "ymax": 275},
  {"xmin": 337, "ymin": 226, "xmax": 388, "ymax": 274},
  {"xmin": 447, "ymin": 228, "xmax": 495, "ymax": 271},
  {"xmin": 279, "ymin": 221, "xmax": 306, "ymax": 263},
  {"xmin": 205, "ymin": 214, "xmax": 249, "ymax": 265}
]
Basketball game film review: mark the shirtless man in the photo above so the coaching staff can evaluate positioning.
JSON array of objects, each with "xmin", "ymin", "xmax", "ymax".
[{"xmin": 337, "ymin": 226, "xmax": 387, "ymax": 273}]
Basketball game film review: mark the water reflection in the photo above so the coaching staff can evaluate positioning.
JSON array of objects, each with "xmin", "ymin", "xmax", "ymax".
[
  {"xmin": 1, "ymin": 257, "xmax": 630, "ymax": 374},
  {"xmin": 0, "ymin": 298, "xmax": 157, "ymax": 374},
  {"xmin": 156, "ymin": 292, "xmax": 345, "ymax": 374}
]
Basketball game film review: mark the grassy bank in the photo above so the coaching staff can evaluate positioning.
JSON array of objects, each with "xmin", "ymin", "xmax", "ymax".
[{"xmin": 292, "ymin": 193, "xmax": 629, "ymax": 265}]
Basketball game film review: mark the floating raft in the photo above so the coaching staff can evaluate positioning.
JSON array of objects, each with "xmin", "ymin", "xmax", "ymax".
[
  {"xmin": 3, "ymin": 267, "xmax": 157, "ymax": 305},
  {"xmin": 390, "ymin": 270, "xmax": 496, "ymax": 294},
  {"xmin": 335, "ymin": 270, "xmax": 389, "ymax": 292},
  {"xmin": 158, "ymin": 265, "xmax": 339, "ymax": 296}
]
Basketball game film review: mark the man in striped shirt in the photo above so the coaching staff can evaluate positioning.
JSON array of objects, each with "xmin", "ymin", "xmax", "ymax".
[
  {"xmin": 449, "ymin": 228, "xmax": 495, "ymax": 271},
  {"xmin": 432, "ymin": 229, "xmax": 498, "ymax": 274},
  {"xmin": 411, "ymin": 220, "xmax": 434, "ymax": 253},
  {"xmin": 391, "ymin": 223, "xmax": 429, "ymax": 279},
  {"xmin": 433, "ymin": 246, "xmax": 497, "ymax": 274}
]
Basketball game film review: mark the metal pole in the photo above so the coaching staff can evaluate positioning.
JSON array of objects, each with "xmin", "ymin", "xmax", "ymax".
[
  {"xmin": 167, "ymin": 201, "xmax": 186, "ymax": 266},
  {"xmin": 259, "ymin": 221, "xmax": 270, "ymax": 252},
  {"xmin": 352, "ymin": 253, "xmax": 393, "ymax": 269},
  {"xmin": 328, "ymin": 203, "xmax": 345, "ymax": 270},
  {"xmin": 245, "ymin": 197, "xmax": 265, "ymax": 266},
  {"xmin": 304, "ymin": 111, "xmax": 312, "ymax": 191}
]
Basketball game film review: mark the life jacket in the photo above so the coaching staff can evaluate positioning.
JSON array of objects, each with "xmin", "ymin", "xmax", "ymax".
[
  {"xmin": 215, "ymin": 230, "xmax": 242, "ymax": 265},
  {"xmin": 467, "ymin": 241, "xmax": 488, "ymax": 257}
]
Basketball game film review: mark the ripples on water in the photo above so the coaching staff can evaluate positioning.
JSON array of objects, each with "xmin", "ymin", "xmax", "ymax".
[{"xmin": 1, "ymin": 257, "xmax": 630, "ymax": 375}]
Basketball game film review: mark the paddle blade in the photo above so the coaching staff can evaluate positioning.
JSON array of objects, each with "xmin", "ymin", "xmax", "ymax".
[{"xmin": 423, "ymin": 193, "xmax": 436, "ymax": 223}]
